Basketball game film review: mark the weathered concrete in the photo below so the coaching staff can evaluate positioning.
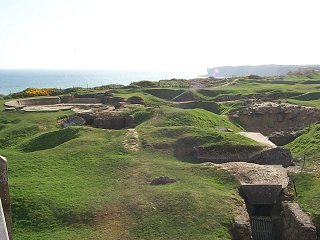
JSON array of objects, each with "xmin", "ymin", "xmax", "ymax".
[
  {"xmin": 61, "ymin": 97, "xmax": 102, "ymax": 104},
  {"xmin": 241, "ymin": 185, "xmax": 282, "ymax": 205},
  {"xmin": 93, "ymin": 116, "xmax": 135, "ymax": 130},
  {"xmin": 251, "ymin": 148, "xmax": 293, "ymax": 167},
  {"xmin": 229, "ymin": 102, "xmax": 320, "ymax": 135},
  {"xmin": 0, "ymin": 156, "xmax": 12, "ymax": 240},
  {"xmin": 0, "ymin": 198, "xmax": 9, "ymax": 240},
  {"xmin": 59, "ymin": 115, "xmax": 86, "ymax": 128},
  {"xmin": 5, "ymin": 97, "xmax": 61, "ymax": 108},
  {"xmin": 233, "ymin": 203, "xmax": 253, "ymax": 240},
  {"xmin": 282, "ymin": 202, "xmax": 317, "ymax": 240},
  {"xmin": 22, "ymin": 105, "xmax": 73, "ymax": 112},
  {"xmin": 202, "ymin": 162, "xmax": 289, "ymax": 188},
  {"xmin": 195, "ymin": 146, "xmax": 293, "ymax": 167},
  {"xmin": 238, "ymin": 132, "xmax": 277, "ymax": 148},
  {"xmin": 268, "ymin": 131, "xmax": 304, "ymax": 146}
]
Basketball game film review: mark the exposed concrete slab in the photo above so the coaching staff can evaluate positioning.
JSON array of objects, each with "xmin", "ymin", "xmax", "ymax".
[
  {"xmin": 238, "ymin": 132, "xmax": 277, "ymax": 148},
  {"xmin": 23, "ymin": 105, "xmax": 73, "ymax": 112},
  {"xmin": 202, "ymin": 162, "xmax": 289, "ymax": 188}
]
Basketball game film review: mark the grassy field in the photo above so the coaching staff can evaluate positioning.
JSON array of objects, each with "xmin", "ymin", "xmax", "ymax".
[
  {"xmin": 0, "ymin": 99, "xmax": 244, "ymax": 240},
  {"xmin": 1, "ymin": 73, "xmax": 320, "ymax": 239}
]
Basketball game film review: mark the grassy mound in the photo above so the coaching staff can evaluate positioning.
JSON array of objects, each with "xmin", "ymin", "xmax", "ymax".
[
  {"xmin": 137, "ymin": 107, "xmax": 240, "ymax": 130},
  {"xmin": 112, "ymin": 89, "xmax": 171, "ymax": 107},
  {"xmin": 135, "ymin": 107, "xmax": 257, "ymax": 160},
  {"xmin": 174, "ymin": 101, "xmax": 222, "ymax": 114},
  {"xmin": 171, "ymin": 90, "xmax": 203, "ymax": 102},
  {"xmin": 287, "ymin": 123, "xmax": 320, "ymax": 161},
  {"xmin": 20, "ymin": 128, "xmax": 80, "ymax": 152},
  {"xmin": 290, "ymin": 92, "xmax": 320, "ymax": 101},
  {"xmin": 144, "ymin": 89, "xmax": 185, "ymax": 100}
]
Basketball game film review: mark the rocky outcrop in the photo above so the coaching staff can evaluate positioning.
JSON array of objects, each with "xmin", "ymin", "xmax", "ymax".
[
  {"xmin": 268, "ymin": 131, "xmax": 304, "ymax": 146},
  {"xmin": 251, "ymin": 148, "xmax": 293, "ymax": 167},
  {"xmin": 282, "ymin": 202, "xmax": 317, "ymax": 240},
  {"xmin": 59, "ymin": 116, "xmax": 86, "ymax": 128},
  {"xmin": 229, "ymin": 102, "xmax": 320, "ymax": 135}
]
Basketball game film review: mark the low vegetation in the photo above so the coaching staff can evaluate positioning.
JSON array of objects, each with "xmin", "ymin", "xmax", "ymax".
[{"xmin": 1, "ymin": 70, "xmax": 320, "ymax": 239}]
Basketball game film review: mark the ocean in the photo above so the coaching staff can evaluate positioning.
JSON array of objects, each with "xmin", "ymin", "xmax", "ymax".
[{"xmin": 0, "ymin": 69, "xmax": 199, "ymax": 95}]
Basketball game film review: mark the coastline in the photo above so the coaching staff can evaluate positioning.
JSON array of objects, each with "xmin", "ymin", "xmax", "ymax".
[{"xmin": 0, "ymin": 69, "xmax": 200, "ymax": 95}]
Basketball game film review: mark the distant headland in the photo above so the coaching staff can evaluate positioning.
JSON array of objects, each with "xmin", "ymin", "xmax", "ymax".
[{"xmin": 207, "ymin": 64, "xmax": 320, "ymax": 78}]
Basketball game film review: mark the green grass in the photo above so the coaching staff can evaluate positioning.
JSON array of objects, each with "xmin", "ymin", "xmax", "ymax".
[
  {"xmin": 134, "ymin": 107, "xmax": 259, "ymax": 160},
  {"xmin": 286, "ymin": 123, "xmax": 320, "ymax": 236},
  {"xmin": 173, "ymin": 101, "xmax": 222, "ymax": 114},
  {"xmin": 2, "ymin": 73, "xmax": 320, "ymax": 239},
  {"xmin": 290, "ymin": 173, "xmax": 320, "ymax": 236},
  {"xmin": 112, "ymin": 89, "xmax": 172, "ymax": 107},
  {"xmin": 1, "ymin": 100, "xmax": 241, "ymax": 239},
  {"xmin": 287, "ymin": 123, "xmax": 320, "ymax": 162}
]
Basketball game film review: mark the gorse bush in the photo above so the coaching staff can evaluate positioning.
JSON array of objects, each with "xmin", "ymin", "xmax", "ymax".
[{"xmin": 11, "ymin": 88, "xmax": 55, "ymax": 98}]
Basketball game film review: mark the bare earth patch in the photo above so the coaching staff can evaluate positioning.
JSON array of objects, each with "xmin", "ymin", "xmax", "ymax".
[{"xmin": 123, "ymin": 129, "xmax": 139, "ymax": 151}]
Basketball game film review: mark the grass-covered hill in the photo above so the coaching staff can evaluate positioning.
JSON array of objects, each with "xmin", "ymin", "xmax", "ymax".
[
  {"xmin": 0, "ymin": 99, "xmax": 245, "ymax": 240},
  {"xmin": 1, "ymin": 71, "xmax": 320, "ymax": 239}
]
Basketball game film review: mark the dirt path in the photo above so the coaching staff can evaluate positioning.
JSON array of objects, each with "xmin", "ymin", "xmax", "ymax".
[{"xmin": 123, "ymin": 129, "xmax": 139, "ymax": 151}]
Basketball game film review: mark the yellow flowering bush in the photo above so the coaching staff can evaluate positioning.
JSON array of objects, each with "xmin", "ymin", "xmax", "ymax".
[{"xmin": 20, "ymin": 88, "xmax": 55, "ymax": 97}]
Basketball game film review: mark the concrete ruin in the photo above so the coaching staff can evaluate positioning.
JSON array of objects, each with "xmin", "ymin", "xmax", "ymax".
[
  {"xmin": 5, "ymin": 93, "xmax": 141, "ymax": 130},
  {"xmin": 0, "ymin": 156, "xmax": 12, "ymax": 240},
  {"xmin": 194, "ymin": 146, "xmax": 293, "ymax": 167},
  {"xmin": 4, "ymin": 92, "xmax": 129, "ymax": 112},
  {"xmin": 203, "ymin": 162, "xmax": 317, "ymax": 240},
  {"xmin": 229, "ymin": 102, "xmax": 320, "ymax": 145},
  {"xmin": 282, "ymin": 202, "xmax": 317, "ymax": 240}
]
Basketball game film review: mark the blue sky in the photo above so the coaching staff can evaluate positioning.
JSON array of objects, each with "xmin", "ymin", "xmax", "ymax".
[{"xmin": 0, "ymin": 0, "xmax": 319, "ymax": 72}]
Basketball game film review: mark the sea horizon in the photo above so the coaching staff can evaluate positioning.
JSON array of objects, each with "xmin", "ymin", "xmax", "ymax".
[{"xmin": 0, "ymin": 69, "xmax": 202, "ymax": 95}]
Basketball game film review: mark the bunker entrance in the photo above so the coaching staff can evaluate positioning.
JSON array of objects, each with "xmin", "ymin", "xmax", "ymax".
[
  {"xmin": 251, "ymin": 204, "xmax": 273, "ymax": 217},
  {"xmin": 241, "ymin": 185, "xmax": 283, "ymax": 240}
]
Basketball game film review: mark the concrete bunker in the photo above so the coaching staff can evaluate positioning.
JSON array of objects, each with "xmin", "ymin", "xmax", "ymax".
[
  {"xmin": 235, "ymin": 184, "xmax": 317, "ymax": 240},
  {"xmin": 241, "ymin": 184, "xmax": 282, "ymax": 217},
  {"xmin": 228, "ymin": 102, "xmax": 320, "ymax": 145},
  {"xmin": 241, "ymin": 184, "xmax": 283, "ymax": 239}
]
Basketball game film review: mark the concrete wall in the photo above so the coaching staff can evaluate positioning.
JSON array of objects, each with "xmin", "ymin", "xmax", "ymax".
[
  {"xmin": 5, "ymin": 97, "xmax": 61, "ymax": 107},
  {"xmin": 0, "ymin": 198, "xmax": 9, "ymax": 240},
  {"xmin": 19, "ymin": 97, "xmax": 61, "ymax": 106},
  {"xmin": 61, "ymin": 97, "xmax": 102, "ymax": 104},
  {"xmin": 282, "ymin": 202, "xmax": 317, "ymax": 240},
  {"xmin": 0, "ymin": 156, "xmax": 12, "ymax": 240},
  {"xmin": 194, "ymin": 146, "xmax": 293, "ymax": 167},
  {"xmin": 233, "ymin": 204, "xmax": 253, "ymax": 240}
]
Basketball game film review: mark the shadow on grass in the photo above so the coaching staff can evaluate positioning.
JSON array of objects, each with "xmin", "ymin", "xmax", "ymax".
[
  {"xmin": 172, "ymin": 138, "xmax": 202, "ymax": 164},
  {"xmin": 20, "ymin": 127, "xmax": 80, "ymax": 152}
]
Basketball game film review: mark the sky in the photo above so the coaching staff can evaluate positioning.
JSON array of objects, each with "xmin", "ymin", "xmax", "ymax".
[{"xmin": 0, "ymin": 0, "xmax": 319, "ymax": 73}]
